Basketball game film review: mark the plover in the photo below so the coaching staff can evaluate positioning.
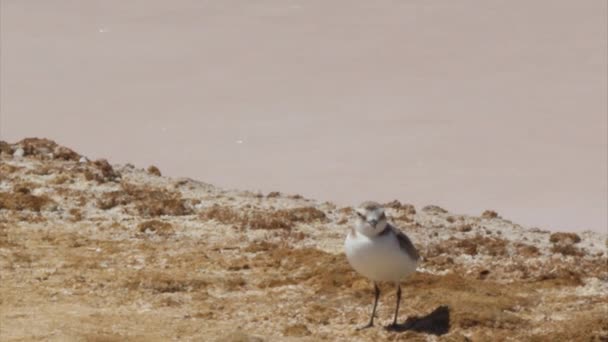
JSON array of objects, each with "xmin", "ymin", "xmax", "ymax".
[{"xmin": 344, "ymin": 201, "xmax": 420, "ymax": 330}]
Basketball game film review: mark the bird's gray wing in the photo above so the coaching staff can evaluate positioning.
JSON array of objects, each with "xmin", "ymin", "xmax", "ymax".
[{"xmin": 390, "ymin": 224, "xmax": 420, "ymax": 261}]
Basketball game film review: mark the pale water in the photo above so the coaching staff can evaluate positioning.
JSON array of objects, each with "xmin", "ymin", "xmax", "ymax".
[{"xmin": 1, "ymin": 0, "xmax": 606, "ymax": 232}]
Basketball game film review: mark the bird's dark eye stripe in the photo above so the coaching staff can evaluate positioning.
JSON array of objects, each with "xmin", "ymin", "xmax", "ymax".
[{"xmin": 357, "ymin": 212, "xmax": 365, "ymax": 218}]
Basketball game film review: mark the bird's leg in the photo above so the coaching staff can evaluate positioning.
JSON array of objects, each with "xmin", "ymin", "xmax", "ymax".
[
  {"xmin": 386, "ymin": 283, "xmax": 401, "ymax": 329},
  {"xmin": 357, "ymin": 282, "xmax": 380, "ymax": 330}
]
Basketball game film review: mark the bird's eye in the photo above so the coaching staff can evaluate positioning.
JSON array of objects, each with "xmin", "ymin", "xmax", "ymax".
[{"xmin": 356, "ymin": 212, "xmax": 365, "ymax": 219}]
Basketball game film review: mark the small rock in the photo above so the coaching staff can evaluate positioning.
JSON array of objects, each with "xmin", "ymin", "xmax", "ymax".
[{"xmin": 79, "ymin": 156, "xmax": 89, "ymax": 163}]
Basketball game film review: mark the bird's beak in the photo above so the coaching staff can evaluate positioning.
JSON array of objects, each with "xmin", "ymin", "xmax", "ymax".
[{"xmin": 368, "ymin": 219, "xmax": 378, "ymax": 227}]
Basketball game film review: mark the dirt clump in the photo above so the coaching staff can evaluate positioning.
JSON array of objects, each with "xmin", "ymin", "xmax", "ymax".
[
  {"xmin": 199, "ymin": 205, "xmax": 241, "ymax": 225},
  {"xmin": 481, "ymin": 210, "xmax": 499, "ymax": 219},
  {"xmin": 68, "ymin": 208, "xmax": 83, "ymax": 221},
  {"xmin": 97, "ymin": 190, "xmax": 132, "ymax": 210},
  {"xmin": 12, "ymin": 137, "xmax": 81, "ymax": 161},
  {"xmin": 384, "ymin": 200, "xmax": 417, "ymax": 215},
  {"xmin": 147, "ymin": 165, "xmax": 162, "ymax": 176},
  {"xmin": 97, "ymin": 182, "xmax": 192, "ymax": 216},
  {"xmin": 457, "ymin": 224, "xmax": 473, "ymax": 232},
  {"xmin": 0, "ymin": 190, "xmax": 55, "ymax": 212},
  {"xmin": 200, "ymin": 205, "xmax": 326, "ymax": 230},
  {"xmin": 515, "ymin": 242, "xmax": 540, "ymax": 257},
  {"xmin": 549, "ymin": 232, "xmax": 583, "ymax": 256},
  {"xmin": 137, "ymin": 220, "xmax": 174, "ymax": 236},
  {"xmin": 536, "ymin": 268, "xmax": 584, "ymax": 286},
  {"xmin": 428, "ymin": 235, "xmax": 508, "ymax": 257},
  {"xmin": 283, "ymin": 324, "xmax": 312, "ymax": 337},
  {"xmin": 0, "ymin": 163, "xmax": 22, "ymax": 174},
  {"xmin": 0, "ymin": 140, "xmax": 12, "ymax": 155},
  {"xmin": 422, "ymin": 205, "xmax": 448, "ymax": 214},
  {"xmin": 90, "ymin": 159, "xmax": 121, "ymax": 182},
  {"xmin": 549, "ymin": 232, "xmax": 581, "ymax": 244},
  {"xmin": 551, "ymin": 243, "xmax": 584, "ymax": 257}
]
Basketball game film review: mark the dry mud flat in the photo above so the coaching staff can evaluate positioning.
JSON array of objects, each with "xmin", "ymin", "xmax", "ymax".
[{"xmin": 1, "ymin": 138, "xmax": 607, "ymax": 341}]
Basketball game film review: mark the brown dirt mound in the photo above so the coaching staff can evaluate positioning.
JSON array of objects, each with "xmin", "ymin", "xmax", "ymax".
[
  {"xmin": 84, "ymin": 159, "xmax": 121, "ymax": 183},
  {"xmin": 481, "ymin": 210, "xmax": 499, "ymax": 219},
  {"xmin": 550, "ymin": 243, "xmax": 584, "ymax": 257},
  {"xmin": 147, "ymin": 165, "xmax": 162, "ymax": 177},
  {"xmin": 422, "ymin": 205, "xmax": 448, "ymax": 214},
  {"xmin": 550, "ymin": 232, "xmax": 581, "ymax": 244},
  {"xmin": 97, "ymin": 182, "xmax": 192, "ymax": 216},
  {"xmin": 14, "ymin": 137, "xmax": 81, "ymax": 161},
  {"xmin": 137, "ymin": 220, "xmax": 174, "ymax": 236},
  {"xmin": 0, "ymin": 191, "xmax": 55, "ymax": 212},
  {"xmin": 200, "ymin": 205, "xmax": 327, "ymax": 230},
  {"xmin": 427, "ymin": 235, "xmax": 509, "ymax": 257},
  {"xmin": 384, "ymin": 200, "xmax": 417, "ymax": 215},
  {"xmin": 0, "ymin": 141, "xmax": 12, "ymax": 155}
]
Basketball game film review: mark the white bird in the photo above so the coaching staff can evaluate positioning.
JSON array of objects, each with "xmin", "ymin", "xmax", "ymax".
[{"xmin": 344, "ymin": 201, "xmax": 420, "ymax": 330}]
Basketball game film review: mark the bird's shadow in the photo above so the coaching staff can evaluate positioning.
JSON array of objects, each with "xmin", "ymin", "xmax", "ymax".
[{"xmin": 388, "ymin": 305, "xmax": 450, "ymax": 335}]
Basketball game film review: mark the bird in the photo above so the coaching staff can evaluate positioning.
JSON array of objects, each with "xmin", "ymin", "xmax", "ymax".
[{"xmin": 344, "ymin": 201, "xmax": 420, "ymax": 330}]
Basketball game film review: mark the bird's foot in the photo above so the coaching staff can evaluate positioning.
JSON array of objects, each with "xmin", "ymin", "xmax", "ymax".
[
  {"xmin": 384, "ymin": 322, "xmax": 400, "ymax": 331},
  {"xmin": 356, "ymin": 322, "xmax": 374, "ymax": 331}
]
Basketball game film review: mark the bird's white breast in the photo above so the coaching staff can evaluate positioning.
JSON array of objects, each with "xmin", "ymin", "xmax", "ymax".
[{"xmin": 344, "ymin": 230, "xmax": 417, "ymax": 282}]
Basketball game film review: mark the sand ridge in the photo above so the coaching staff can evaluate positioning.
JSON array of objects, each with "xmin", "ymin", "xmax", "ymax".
[{"xmin": 1, "ymin": 138, "xmax": 607, "ymax": 341}]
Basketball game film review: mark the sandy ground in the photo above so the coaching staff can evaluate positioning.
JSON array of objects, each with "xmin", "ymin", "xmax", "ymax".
[
  {"xmin": 1, "ymin": 139, "xmax": 607, "ymax": 341},
  {"xmin": 1, "ymin": 1, "xmax": 606, "ymax": 233}
]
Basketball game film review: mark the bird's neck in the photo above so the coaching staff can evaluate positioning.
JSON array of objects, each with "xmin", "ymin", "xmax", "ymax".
[{"xmin": 354, "ymin": 221, "xmax": 389, "ymax": 238}]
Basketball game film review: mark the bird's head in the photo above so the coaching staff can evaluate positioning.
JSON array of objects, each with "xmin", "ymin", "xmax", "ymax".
[{"xmin": 354, "ymin": 201, "xmax": 388, "ymax": 236}]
